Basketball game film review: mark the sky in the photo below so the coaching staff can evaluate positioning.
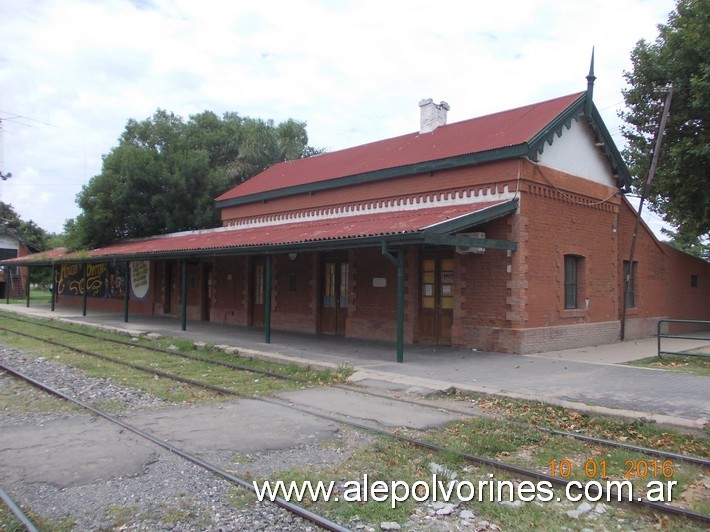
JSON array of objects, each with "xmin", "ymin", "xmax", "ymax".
[{"xmin": 0, "ymin": 0, "xmax": 677, "ymax": 236}]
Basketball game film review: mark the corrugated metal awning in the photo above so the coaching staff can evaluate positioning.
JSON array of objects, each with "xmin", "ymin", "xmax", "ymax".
[{"xmin": 2, "ymin": 200, "xmax": 518, "ymax": 266}]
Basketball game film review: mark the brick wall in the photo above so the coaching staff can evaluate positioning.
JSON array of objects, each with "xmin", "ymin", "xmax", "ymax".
[
  {"xmin": 270, "ymin": 253, "xmax": 318, "ymax": 334},
  {"xmin": 442, "ymin": 161, "xmax": 626, "ymax": 352},
  {"xmin": 212, "ymin": 257, "xmax": 247, "ymax": 325},
  {"xmin": 453, "ymin": 216, "xmax": 513, "ymax": 349},
  {"xmin": 616, "ymin": 198, "xmax": 710, "ymax": 336},
  {"xmin": 516, "ymin": 321, "xmax": 621, "ymax": 353},
  {"xmin": 522, "ymin": 179, "xmax": 620, "ymax": 329},
  {"xmin": 346, "ymin": 248, "xmax": 401, "ymax": 342},
  {"xmin": 661, "ymin": 244, "xmax": 710, "ymax": 324}
]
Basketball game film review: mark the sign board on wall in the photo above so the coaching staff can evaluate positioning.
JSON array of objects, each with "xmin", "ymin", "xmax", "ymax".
[{"xmin": 130, "ymin": 261, "xmax": 150, "ymax": 300}]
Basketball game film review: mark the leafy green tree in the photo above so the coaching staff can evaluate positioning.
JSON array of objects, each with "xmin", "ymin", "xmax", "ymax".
[
  {"xmin": 67, "ymin": 110, "xmax": 320, "ymax": 249},
  {"xmin": 662, "ymin": 228, "xmax": 710, "ymax": 260},
  {"xmin": 620, "ymin": 0, "xmax": 709, "ymax": 243}
]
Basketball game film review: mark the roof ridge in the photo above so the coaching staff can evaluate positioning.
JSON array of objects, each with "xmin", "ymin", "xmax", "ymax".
[{"xmin": 215, "ymin": 91, "xmax": 588, "ymax": 206}]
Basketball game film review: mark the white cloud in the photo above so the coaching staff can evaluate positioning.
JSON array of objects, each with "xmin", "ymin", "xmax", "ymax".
[{"xmin": 0, "ymin": 0, "xmax": 677, "ymax": 233}]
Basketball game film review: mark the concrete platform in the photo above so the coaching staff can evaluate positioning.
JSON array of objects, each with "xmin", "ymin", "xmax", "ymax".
[{"xmin": 1, "ymin": 303, "xmax": 708, "ymax": 430}]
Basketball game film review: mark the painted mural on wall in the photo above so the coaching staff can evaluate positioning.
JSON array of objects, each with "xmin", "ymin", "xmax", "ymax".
[{"xmin": 57, "ymin": 261, "xmax": 150, "ymax": 300}]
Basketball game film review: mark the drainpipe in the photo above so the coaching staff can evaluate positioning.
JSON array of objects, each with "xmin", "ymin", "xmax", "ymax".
[
  {"xmin": 264, "ymin": 255, "xmax": 272, "ymax": 344},
  {"xmin": 382, "ymin": 242, "xmax": 405, "ymax": 363}
]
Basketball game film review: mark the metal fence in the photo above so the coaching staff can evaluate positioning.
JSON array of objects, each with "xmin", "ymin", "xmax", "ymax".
[{"xmin": 657, "ymin": 319, "xmax": 710, "ymax": 357}]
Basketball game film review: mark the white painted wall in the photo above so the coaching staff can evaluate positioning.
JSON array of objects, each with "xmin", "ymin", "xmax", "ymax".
[
  {"xmin": 539, "ymin": 119, "xmax": 616, "ymax": 187},
  {"xmin": 0, "ymin": 235, "xmax": 19, "ymax": 251}
]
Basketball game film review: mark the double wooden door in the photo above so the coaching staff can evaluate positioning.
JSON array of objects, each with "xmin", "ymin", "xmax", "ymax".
[
  {"xmin": 419, "ymin": 255, "xmax": 454, "ymax": 346},
  {"xmin": 321, "ymin": 259, "xmax": 349, "ymax": 335}
]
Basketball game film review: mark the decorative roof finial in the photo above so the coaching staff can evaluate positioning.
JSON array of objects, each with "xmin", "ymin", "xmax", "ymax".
[{"xmin": 585, "ymin": 47, "xmax": 596, "ymax": 118}]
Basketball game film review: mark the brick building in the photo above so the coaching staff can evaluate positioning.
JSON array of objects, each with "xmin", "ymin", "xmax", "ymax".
[
  {"xmin": 5, "ymin": 75, "xmax": 709, "ymax": 357},
  {"xmin": 0, "ymin": 229, "xmax": 38, "ymax": 299}
]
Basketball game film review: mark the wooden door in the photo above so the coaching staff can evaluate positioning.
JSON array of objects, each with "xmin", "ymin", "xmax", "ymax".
[
  {"xmin": 321, "ymin": 260, "xmax": 348, "ymax": 335},
  {"xmin": 419, "ymin": 255, "xmax": 454, "ymax": 346}
]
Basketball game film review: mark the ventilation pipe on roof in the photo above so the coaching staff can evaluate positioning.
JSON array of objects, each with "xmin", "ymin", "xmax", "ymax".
[{"xmin": 419, "ymin": 98, "xmax": 450, "ymax": 133}]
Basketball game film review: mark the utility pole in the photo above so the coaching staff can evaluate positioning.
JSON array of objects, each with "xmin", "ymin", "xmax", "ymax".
[
  {"xmin": 620, "ymin": 86, "xmax": 673, "ymax": 340},
  {"xmin": 0, "ymin": 119, "xmax": 12, "ymax": 181}
]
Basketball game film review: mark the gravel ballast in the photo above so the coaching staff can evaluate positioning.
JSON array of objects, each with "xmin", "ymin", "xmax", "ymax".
[{"xmin": 1, "ymin": 345, "xmax": 614, "ymax": 531}]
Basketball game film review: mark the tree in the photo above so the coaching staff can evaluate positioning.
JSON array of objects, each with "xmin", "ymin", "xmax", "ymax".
[
  {"xmin": 620, "ymin": 0, "xmax": 709, "ymax": 245},
  {"xmin": 662, "ymin": 228, "xmax": 710, "ymax": 260},
  {"xmin": 67, "ymin": 110, "xmax": 321, "ymax": 249}
]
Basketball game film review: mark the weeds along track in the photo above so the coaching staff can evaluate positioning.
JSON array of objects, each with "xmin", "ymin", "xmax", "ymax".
[
  {"xmin": 0, "ymin": 483, "xmax": 38, "ymax": 532},
  {"xmin": 0, "ymin": 362, "xmax": 350, "ymax": 532},
  {"xmin": 1, "ymin": 311, "xmax": 707, "ymax": 466},
  {"xmin": 0, "ymin": 312, "xmax": 708, "ymax": 526}
]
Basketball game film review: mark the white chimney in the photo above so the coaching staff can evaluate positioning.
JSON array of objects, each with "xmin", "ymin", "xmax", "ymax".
[{"xmin": 419, "ymin": 98, "xmax": 450, "ymax": 134}]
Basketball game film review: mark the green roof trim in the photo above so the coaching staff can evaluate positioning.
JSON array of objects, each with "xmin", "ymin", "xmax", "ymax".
[
  {"xmin": 526, "ymin": 93, "xmax": 631, "ymax": 190},
  {"xmin": 422, "ymin": 199, "xmax": 519, "ymax": 235},
  {"xmin": 219, "ymin": 93, "xmax": 631, "ymax": 210}
]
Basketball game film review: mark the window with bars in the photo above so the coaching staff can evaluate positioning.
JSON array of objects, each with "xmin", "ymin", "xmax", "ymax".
[{"xmin": 564, "ymin": 255, "xmax": 580, "ymax": 309}]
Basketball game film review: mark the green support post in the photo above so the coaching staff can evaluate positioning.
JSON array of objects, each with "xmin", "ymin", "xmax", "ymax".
[
  {"xmin": 51, "ymin": 264, "xmax": 56, "ymax": 312},
  {"xmin": 181, "ymin": 260, "xmax": 187, "ymax": 332},
  {"xmin": 123, "ymin": 261, "xmax": 130, "ymax": 323},
  {"xmin": 264, "ymin": 255, "xmax": 272, "ymax": 344},
  {"xmin": 25, "ymin": 268, "xmax": 31, "ymax": 308},
  {"xmin": 396, "ymin": 249, "xmax": 405, "ymax": 363},
  {"xmin": 82, "ymin": 264, "xmax": 88, "ymax": 317}
]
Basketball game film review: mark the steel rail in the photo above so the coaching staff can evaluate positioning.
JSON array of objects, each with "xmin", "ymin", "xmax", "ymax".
[
  {"xmin": 0, "ymin": 484, "xmax": 39, "ymax": 532},
  {"xmin": 0, "ymin": 313, "xmax": 710, "ymax": 467},
  {"xmin": 0, "ymin": 313, "xmax": 298, "ymax": 382},
  {"xmin": 0, "ymin": 362, "xmax": 350, "ymax": 532},
  {"xmin": 539, "ymin": 427, "xmax": 709, "ymax": 467},
  {"xmin": 0, "ymin": 320, "xmax": 710, "ymax": 467},
  {"xmin": 8, "ymin": 314, "xmax": 707, "ymax": 469},
  {"xmin": 257, "ymin": 398, "xmax": 710, "ymax": 525},
  {"xmin": 0, "ymin": 326, "xmax": 264, "ymax": 397},
  {"xmin": 330, "ymin": 383, "xmax": 710, "ymax": 467},
  {"xmin": 1, "ymin": 328, "xmax": 708, "ymax": 524}
]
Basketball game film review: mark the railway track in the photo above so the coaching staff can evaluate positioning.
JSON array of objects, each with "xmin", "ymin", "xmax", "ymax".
[
  {"xmin": 1, "ymin": 313, "xmax": 708, "ymax": 528},
  {"xmin": 0, "ymin": 361, "xmax": 350, "ymax": 532},
  {"xmin": 0, "ymin": 483, "xmax": 38, "ymax": 532},
  {"xmin": 1, "ymin": 312, "xmax": 707, "ymax": 467}
]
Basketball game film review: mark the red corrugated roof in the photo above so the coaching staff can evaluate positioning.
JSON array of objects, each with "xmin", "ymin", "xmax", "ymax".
[
  {"xmin": 6, "ymin": 202, "xmax": 507, "ymax": 263},
  {"xmin": 216, "ymin": 92, "xmax": 584, "ymax": 203},
  {"xmin": 90, "ymin": 202, "xmax": 504, "ymax": 255}
]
